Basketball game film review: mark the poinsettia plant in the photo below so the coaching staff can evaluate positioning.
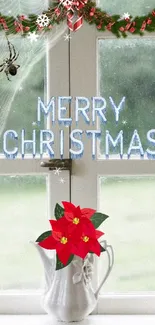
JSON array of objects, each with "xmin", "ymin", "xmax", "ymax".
[{"xmin": 36, "ymin": 201, "xmax": 109, "ymax": 270}]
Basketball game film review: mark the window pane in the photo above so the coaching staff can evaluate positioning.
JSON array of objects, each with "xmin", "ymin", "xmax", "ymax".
[
  {"xmin": 98, "ymin": 39, "xmax": 155, "ymax": 159},
  {"xmin": 0, "ymin": 1, "xmax": 48, "ymax": 156},
  {"xmin": 0, "ymin": 0, "xmax": 48, "ymax": 15},
  {"xmin": 98, "ymin": 176, "xmax": 155, "ymax": 293},
  {"xmin": 0, "ymin": 175, "xmax": 48, "ymax": 290},
  {"xmin": 97, "ymin": 0, "xmax": 154, "ymax": 16},
  {"xmin": 0, "ymin": 36, "xmax": 45, "ymax": 155}
]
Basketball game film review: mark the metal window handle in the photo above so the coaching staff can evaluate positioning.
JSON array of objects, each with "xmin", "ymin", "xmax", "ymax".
[{"xmin": 40, "ymin": 159, "xmax": 72, "ymax": 172}]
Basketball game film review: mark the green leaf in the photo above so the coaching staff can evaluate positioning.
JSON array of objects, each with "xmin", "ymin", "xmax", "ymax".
[
  {"xmin": 90, "ymin": 212, "xmax": 109, "ymax": 228},
  {"xmin": 56, "ymin": 254, "xmax": 74, "ymax": 270},
  {"xmin": 36, "ymin": 230, "xmax": 51, "ymax": 243},
  {"xmin": 54, "ymin": 203, "xmax": 64, "ymax": 220}
]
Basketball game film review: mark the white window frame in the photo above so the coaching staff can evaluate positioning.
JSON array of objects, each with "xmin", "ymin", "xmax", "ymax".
[
  {"xmin": 0, "ymin": 38, "xmax": 71, "ymax": 314},
  {"xmin": 1, "ymin": 3, "xmax": 155, "ymax": 316},
  {"xmin": 69, "ymin": 20, "xmax": 155, "ymax": 314}
]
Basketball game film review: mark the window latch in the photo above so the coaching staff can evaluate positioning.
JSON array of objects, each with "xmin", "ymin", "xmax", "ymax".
[{"xmin": 40, "ymin": 159, "xmax": 72, "ymax": 172}]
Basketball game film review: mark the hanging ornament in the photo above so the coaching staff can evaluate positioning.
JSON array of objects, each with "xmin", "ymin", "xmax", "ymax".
[
  {"xmin": 36, "ymin": 14, "xmax": 50, "ymax": 28},
  {"xmin": 59, "ymin": 0, "xmax": 88, "ymax": 31}
]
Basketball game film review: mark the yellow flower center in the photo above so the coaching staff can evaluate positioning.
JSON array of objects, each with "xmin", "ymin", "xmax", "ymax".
[
  {"xmin": 82, "ymin": 236, "xmax": 89, "ymax": 243},
  {"xmin": 60, "ymin": 237, "xmax": 68, "ymax": 244},
  {"xmin": 73, "ymin": 217, "xmax": 80, "ymax": 225}
]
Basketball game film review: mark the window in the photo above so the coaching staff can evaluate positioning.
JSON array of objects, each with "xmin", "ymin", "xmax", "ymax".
[
  {"xmin": 0, "ymin": 0, "xmax": 70, "ymax": 315},
  {"xmin": 1, "ymin": 0, "xmax": 155, "ymax": 316},
  {"xmin": 68, "ymin": 1, "xmax": 155, "ymax": 314}
]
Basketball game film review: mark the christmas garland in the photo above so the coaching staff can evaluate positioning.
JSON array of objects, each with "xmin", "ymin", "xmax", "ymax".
[{"xmin": 0, "ymin": 1, "xmax": 155, "ymax": 37}]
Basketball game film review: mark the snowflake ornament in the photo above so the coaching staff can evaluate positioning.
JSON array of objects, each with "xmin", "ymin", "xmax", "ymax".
[
  {"xmin": 54, "ymin": 168, "xmax": 62, "ymax": 176},
  {"xmin": 27, "ymin": 31, "xmax": 39, "ymax": 43},
  {"xmin": 60, "ymin": 0, "xmax": 74, "ymax": 9},
  {"xmin": 36, "ymin": 14, "xmax": 50, "ymax": 27},
  {"xmin": 59, "ymin": 177, "xmax": 65, "ymax": 184},
  {"xmin": 120, "ymin": 12, "xmax": 130, "ymax": 20},
  {"xmin": 64, "ymin": 33, "xmax": 72, "ymax": 41}
]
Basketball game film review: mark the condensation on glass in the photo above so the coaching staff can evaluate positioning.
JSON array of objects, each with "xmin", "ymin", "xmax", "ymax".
[
  {"xmin": 98, "ymin": 38, "xmax": 155, "ymax": 159},
  {"xmin": 97, "ymin": 0, "xmax": 155, "ymax": 16},
  {"xmin": 98, "ymin": 176, "xmax": 155, "ymax": 293},
  {"xmin": 0, "ymin": 175, "xmax": 47, "ymax": 290}
]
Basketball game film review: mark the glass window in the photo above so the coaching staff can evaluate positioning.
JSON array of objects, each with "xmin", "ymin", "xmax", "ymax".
[
  {"xmin": 0, "ymin": 36, "xmax": 45, "ymax": 155},
  {"xmin": 98, "ymin": 176, "xmax": 155, "ymax": 293},
  {"xmin": 98, "ymin": 39, "xmax": 155, "ymax": 158},
  {"xmin": 97, "ymin": 0, "xmax": 155, "ymax": 16},
  {"xmin": 0, "ymin": 175, "xmax": 47, "ymax": 290},
  {"xmin": 0, "ymin": 0, "xmax": 48, "ymax": 15}
]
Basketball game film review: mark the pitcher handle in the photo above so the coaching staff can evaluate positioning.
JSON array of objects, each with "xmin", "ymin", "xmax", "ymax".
[{"xmin": 94, "ymin": 240, "xmax": 114, "ymax": 298}]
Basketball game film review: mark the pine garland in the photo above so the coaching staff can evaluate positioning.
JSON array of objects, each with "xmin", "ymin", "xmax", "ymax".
[{"xmin": 0, "ymin": 1, "xmax": 155, "ymax": 37}]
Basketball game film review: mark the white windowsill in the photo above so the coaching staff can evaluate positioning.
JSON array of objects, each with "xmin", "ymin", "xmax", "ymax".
[{"xmin": 1, "ymin": 315, "xmax": 155, "ymax": 325}]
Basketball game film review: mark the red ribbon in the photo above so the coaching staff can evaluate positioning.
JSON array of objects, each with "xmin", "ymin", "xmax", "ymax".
[
  {"xmin": 73, "ymin": 0, "xmax": 87, "ymax": 10},
  {"xmin": 60, "ymin": 0, "xmax": 88, "ymax": 31},
  {"xmin": 67, "ymin": 12, "xmax": 83, "ymax": 31}
]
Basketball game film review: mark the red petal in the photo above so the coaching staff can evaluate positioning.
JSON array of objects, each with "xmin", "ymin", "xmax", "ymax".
[
  {"xmin": 49, "ymin": 220, "xmax": 62, "ymax": 240},
  {"xmin": 62, "ymin": 201, "xmax": 76, "ymax": 213},
  {"xmin": 75, "ymin": 206, "xmax": 82, "ymax": 218},
  {"xmin": 64, "ymin": 211, "xmax": 74, "ymax": 221},
  {"xmin": 80, "ymin": 218, "xmax": 96, "ymax": 238},
  {"xmin": 95, "ymin": 229, "xmax": 104, "ymax": 239},
  {"xmin": 88, "ymin": 239, "xmax": 101, "ymax": 256},
  {"xmin": 49, "ymin": 219, "xmax": 58, "ymax": 231},
  {"xmin": 56, "ymin": 242, "xmax": 72, "ymax": 265},
  {"xmin": 38, "ymin": 236, "xmax": 57, "ymax": 250},
  {"xmin": 81, "ymin": 208, "xmax": 96, "ymax": 219},
  {"xmin": 71, "ymin": 240, "xmax": 88, "ymax": 259},
  {"xmin": 67, "ymin": 222, "xmax": 77, "ymax": 235}
]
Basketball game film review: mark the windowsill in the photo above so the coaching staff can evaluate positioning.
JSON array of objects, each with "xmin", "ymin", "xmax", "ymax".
[{"xmin": 1, "ymin": 315, "xmax": 155, "ymax": 325}]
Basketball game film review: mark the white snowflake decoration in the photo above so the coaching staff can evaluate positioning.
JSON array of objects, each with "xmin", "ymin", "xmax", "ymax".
[
  {"xmin": 59, "ymin": 178, "xmax": 65, "ymax": 184},
  {"xmin": 27, "ymin": 31, "xmax": 39, "ymax": 43},
  {"xmin": 120, "ymin": 12, "xmax": 130, "ymax": 20},
  {"xmin": 36, "ymin": 14, "xmax": 50, "ymax": 27},
  {"xmin": 54, "ymin": 168, "xmax": 62, "ymax": 176},
  {"xmin": 60, "ymin": 0, "xmax": 74, "ymax": 8},
  {"xmin": 64, "ymin": 33, "xmax": 72, "ymax": 41}
]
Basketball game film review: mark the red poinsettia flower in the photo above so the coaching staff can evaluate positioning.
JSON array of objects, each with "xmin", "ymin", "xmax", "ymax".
[
  {"xmin": 38, "ymin": 217, "xmax": 73, "ymax": 265},
  {"xmin": 62, "ymin": 201, "xmax": 95, "ymax": 230},
  {"xmin": 71, "ymin": 218, "xmax": 104, "ymax": 259}
]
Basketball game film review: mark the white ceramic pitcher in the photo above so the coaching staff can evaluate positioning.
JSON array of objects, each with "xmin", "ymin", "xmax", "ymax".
[{"xmin": 32, "ymin": 240, "xmax": 114, "ymax": 322}]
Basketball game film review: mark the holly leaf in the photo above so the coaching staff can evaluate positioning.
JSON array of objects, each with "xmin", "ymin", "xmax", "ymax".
[
  {"xmin": 36, "ymin": 230, "xmax": 51, "ymax": 243},
  {"xmin": 54, "ymin": 203, "xmax": 64, "ymax": 220},
  {"xmin": 90, "ymin": 212, "xmax": 109, "ymax": 228},
  {"xmin": 56, "ymin": 254, "xmax": 74, "ymax": 270}
]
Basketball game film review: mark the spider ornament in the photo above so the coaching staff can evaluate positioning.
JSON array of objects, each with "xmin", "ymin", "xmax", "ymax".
[{"xmin": 0, "ymin": 37, "xmax": 20, "ymax": 81}]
